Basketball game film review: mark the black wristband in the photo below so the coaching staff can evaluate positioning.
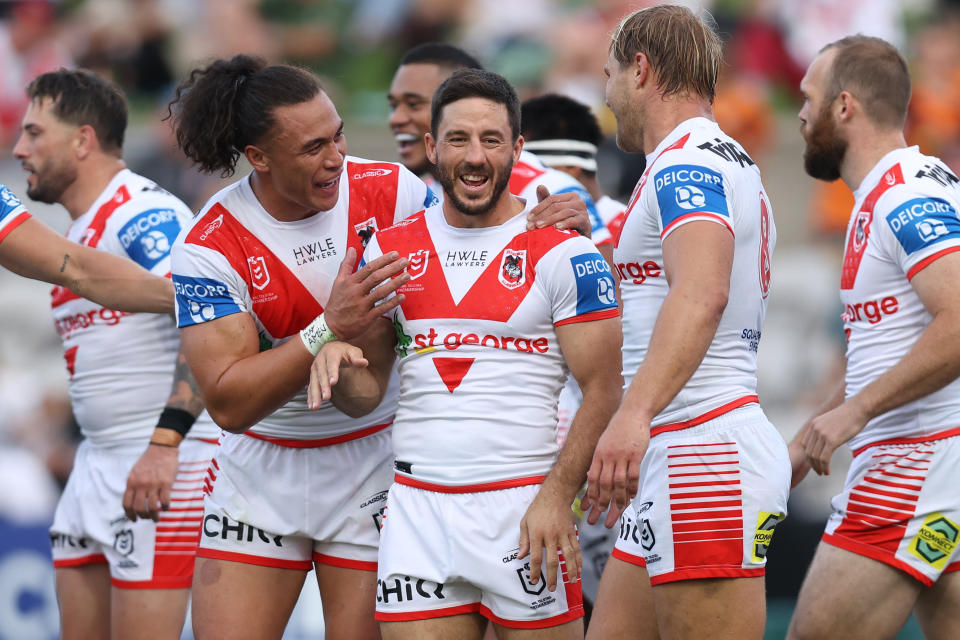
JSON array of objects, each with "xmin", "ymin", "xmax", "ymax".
[{"xmin": 156, "ymin": 407, "xmax": 196, "ymax": 437}]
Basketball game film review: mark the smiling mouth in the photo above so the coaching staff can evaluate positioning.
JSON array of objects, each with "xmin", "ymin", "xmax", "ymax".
[
  {"xmin": 317, "ymin": 174, "xmax": 340, "ymax": 190},
  {"xmin": 394, "ymin": 133, "xmax": 419, "ymax": 153},
  {"xmin": 458, "ymin": 173, "xmax": 490, "ymax": 191}
]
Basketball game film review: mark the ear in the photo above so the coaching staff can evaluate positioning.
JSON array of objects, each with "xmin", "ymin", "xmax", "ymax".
[
  {"xmin": 74, "ymin": 124, "xmax": 97, "ymax": 160},
  {"xmin": 513, "ymin": 135, "xmax": 524, "ymax": 166},
  {"xmin": 425, "ymin": 132, "xmax": 438, "ymax": 165},
  {"xmin": 634, "ymin": 51, "xmax": 651, "ymax": 89},
  {"xmin": 835, "ymin": 90, "xmax": 855, "ymax": 123},
  {"xmin": 245, "ymin": 145, "xmax": 270, "ymax": 173}
]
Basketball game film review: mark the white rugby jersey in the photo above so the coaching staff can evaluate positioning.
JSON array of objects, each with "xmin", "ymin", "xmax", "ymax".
[
  {"xmin": 596, "ymin": 194, "xmax": 626, "ymax": 247},
  {"xmin": 366, "ymin": 202, "xmax": 619, "ymax": 489},
  {"xmin": 172, "ymin": 156, "xmax": 435, "ymax": 443},
  {"xmin": 839, "ymin": 146, "xmax": 960, "ymax": 452},
  {"xmin": 49, "ymin": 169, "xmax": 219, "ymax": 446},
  {"xmin": 614, "ymin": 117, "xmax": 775, "ymax": 433},
  {"xmin": 0, "ymin": 182, "xmax": 30, "ymax": 244}
]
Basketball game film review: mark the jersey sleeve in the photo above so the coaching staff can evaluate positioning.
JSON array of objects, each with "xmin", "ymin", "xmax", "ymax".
[
  {"xmin": 876, "ymin": 187, "xmax": 960, "ymax": 280},
  {"xmin": 0, "ymin": 183, "xmax": 31, "ymax": 244},
  {"xmin": 171, "ymin": 237, "xmax": 248, "ymax": 328},
  {"xmin": 393, "ymin": 164, "xmax": 437, "ymax": 223},
  {"xmin": 651, "ymin": 156, "xmax": 733, "ymax": 241},
  {"xmin": 111, "ymin": 201, "xmax": 187, "ymax": 275},
  {"xmin": 538, "ymin": 235, "xmax": 619, "ymax": 326}
]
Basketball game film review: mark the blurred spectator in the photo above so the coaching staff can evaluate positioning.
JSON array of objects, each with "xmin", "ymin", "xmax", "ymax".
[{"xmin": 0, "ymin": 0, "xmax": 73, "ymax": 148}]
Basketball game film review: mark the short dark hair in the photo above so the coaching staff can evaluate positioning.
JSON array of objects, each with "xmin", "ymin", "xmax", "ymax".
[
  {"xmin": 169, "ymin": 54, "xmax": 322, "ymax": 177},
  {"xmin": 521, "ymin": 94, "xmax": 602, "ymax": 146},
  {"xmin": 26, "ymin": 68, "xmax": 127, "ymax": 153},
  {"xmin": 430, "ymin": 69, "xmax": 520, "ymax": 140},
  {"xmin": 399, "ymin": 43, "xmax": 482, "ymax": 73},
  {"xmin": 821, "ymin": 35, "xmax": 910, "ymax": 128}
]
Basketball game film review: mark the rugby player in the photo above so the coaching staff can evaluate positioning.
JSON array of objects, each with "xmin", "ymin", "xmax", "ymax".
[
  {"xmin": 13, "ymin": 69, "xmax": 220, "ymax": 640},
  {"xmin": 787, "ymin": 36, "xmax": 960, "ymax": 640},
  {"xmin": 580, "ymin": 6, "xmax": 789, "ymax": 639},
  {"xmin": 310, "ymin": 68, "xmax": 623, "ymax": 639}
]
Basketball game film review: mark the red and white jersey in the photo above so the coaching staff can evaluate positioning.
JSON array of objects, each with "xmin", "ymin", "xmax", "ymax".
[
  {"xmin": 839, "ymin": 146, "xmax": 960, "ymax": 452},
  {"xmin": 49, "ymin": 169, "xmax": 219, "ymax": 446},
  {"xmin": 614, "ymin": 117, "xmax": 775, "ymax": 430},
  {"xmin": 596, "ymin": 195, "xmax": 626, "ymax": 248},
  {"xmin": 0, "ymin": 182, "xmax": 30, "ymax": 244},
  {"xmin": 172, "ymin": 156, "xmax": 434, "ymax": 443},
  {"xmin": 366, "ymin": 203, "xmax": 619, "ymax": 488}
]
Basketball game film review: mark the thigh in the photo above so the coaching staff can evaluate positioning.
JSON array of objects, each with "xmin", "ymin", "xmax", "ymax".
[
  {"xmin": 111, "ymin": 586, "xmax": 189, "ymax": 640},
  {"xmin": 380, "ymin": 613, "xmax": 487, "ymax": 640},
  {"xmin": 787, "ymin": 542, "xmax": 920, "ymax": 640},
  {"xmin": 586, "ymin": 555, "xmax": 658, "ymax": 640},
  {"xmin": 55, "ymin": 564, "xmax": 111, "ymax": 640},
  {"xmin": 915, "ymin": 570, "xmax": 960, "ymax": 640},
  {"xmin": 191, "ymin": 556, "xmax": 307, "ymax": 640},
  {"xmin": 652, "ymin": 576, "xmax": 765, "ymax": 640},
  {"xmin": 494, "ymin": 618, "xmax": 583, "ymax": 639},
  {"xmin": 315, "ymin": 561, "xmax": 381, "ymax": 640}
]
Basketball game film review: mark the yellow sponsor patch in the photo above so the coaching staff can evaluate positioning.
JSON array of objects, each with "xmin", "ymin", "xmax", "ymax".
[
  {"xmin": 908, "ymin": 513, "xmax": 959, "ymax": 570},
  {"xmin": 752, "ymin": 512, "xmax": 785, "ymax": 563}
]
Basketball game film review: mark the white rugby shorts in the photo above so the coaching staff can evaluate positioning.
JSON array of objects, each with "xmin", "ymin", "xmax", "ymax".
[
  {"xmin": 611, "ymin": 403, "xmax": 790, "ymax": 585},
  {"xmin": 375, "ymin": 482, "xmax": 584, "ymax": 628},
  {"xmin": 197, "ymin": 429, "xmax": 392, "ymax": 571},
  {"xmin": 50, "ymin": 437, "xmax": 218, "ymax": 588},
  {"xmin": 823, "ymin": 430, "xmax": 960, "ymax": 585}
]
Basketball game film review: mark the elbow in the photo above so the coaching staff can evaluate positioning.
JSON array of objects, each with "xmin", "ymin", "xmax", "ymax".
[{"xmin": 206, "ymin": 406, "xmax": 255, "ymax": 434}]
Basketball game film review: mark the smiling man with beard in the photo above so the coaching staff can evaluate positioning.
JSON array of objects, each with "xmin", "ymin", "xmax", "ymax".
[
  {"xmin": 309, "ymin": 68, "xmax": 623, "ymax": 640},
  {"xmin": 787, "ymin": 36, "xmax": 960, "ymax": 640}
]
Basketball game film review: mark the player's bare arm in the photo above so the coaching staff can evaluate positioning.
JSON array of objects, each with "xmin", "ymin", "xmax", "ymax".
[
  {"xmin": 583, "ymin": 221, "xmax": 734, "ymax": 526},
  {"xmin": 803, "ymin": 252, "xmax": 960, "ymax": 475},
  {"xmin": 790, "ymin": 380, "xmax": 845, "ymax": 489},
  {"xmin": 527, "ymin": 184, "xmax": 592, "ymax": 236},
  {"xmin": 308, "ymin": 317, "xmax": 397, "ymax": 416},
  {"xmin": 519, "ymin": 315, "xmax": 623, "ymax": 593},
  {"xmin": 124, "ymin": 349, "xmax": 206, "ymax": 522},
  {"xmin": 0, "ymin": 216, "xmax": 174, "ymax": 314}
]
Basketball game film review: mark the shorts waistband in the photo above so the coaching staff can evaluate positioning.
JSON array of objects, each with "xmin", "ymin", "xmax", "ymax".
[
  {"xmin": 394, "ymin": 473, "xmax": 545, "ymax": 493},
  {"xmin": 650, "ymin": 395, "xmax": 759, "ymax": 438},
  {"xmin": 851, "ymin": 426, "xmax": 960, "ymax": 458},
  {"xmin": 244, "ymin": 421, "xmax": 392, "ymax": 448}
]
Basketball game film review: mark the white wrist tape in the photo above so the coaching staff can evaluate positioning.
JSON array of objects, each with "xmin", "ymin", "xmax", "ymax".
[{"xmin": 300, "ymin": 312, "xmax": 338, "ymax": 356}]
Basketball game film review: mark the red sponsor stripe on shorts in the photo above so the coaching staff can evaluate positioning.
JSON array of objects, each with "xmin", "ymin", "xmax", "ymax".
[
  {"xmin": 670, "ymin": 499, "xmax": 743, "ymax": 511},
  {"xmin": 313, "ymin": 553, "xmax": 377, "ymax": 572},
  {"xmin": 611, "ymin": 546, "xmax": 647, "ymax": 567},
  {"xmin": 671, "ymin": 519, "xmax": 743, "ymax": 533}
]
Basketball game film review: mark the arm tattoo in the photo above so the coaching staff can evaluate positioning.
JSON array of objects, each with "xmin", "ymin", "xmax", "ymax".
[
  {"xmin": 166, "ymin": 350, "xmax": 206, "ymax": 417},
  {"xmin": 60, "ymin": 253, "xmax": 70, "ymax": 273}
]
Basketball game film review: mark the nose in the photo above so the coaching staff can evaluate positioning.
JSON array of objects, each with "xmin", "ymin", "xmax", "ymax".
[
  {"xmin": 12, "ymin": 132, "xmax": 28, "ymax": 160},
  {"xmin": 463, "ymin": 137, "xmax": 485, "ymax": 166},
  {"xmin": 389, "ymin": 103, "xmax": 408, "ymax": 130},
  {"xmin": 322, "ymin": 141, "xmax": 345, "ymax": 169}
]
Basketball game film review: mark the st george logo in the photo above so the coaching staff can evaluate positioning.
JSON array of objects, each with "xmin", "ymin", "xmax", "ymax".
[
  {"xmin": 247, "ymin": 256, "xmax": 270, "ymax": 290},
  {"xmin": 499, "ymin": 249, "xmax": 526, "ymax": 289},
  {"xmin": 407, "ymin": 249, "xmax": 429, "ymax": 280},
  {"xmin": 355, "ymin": 217, "xmax": 378, "ymax": 247}
]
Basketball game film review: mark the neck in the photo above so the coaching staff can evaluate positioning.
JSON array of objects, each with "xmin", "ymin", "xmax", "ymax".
[
  {"xmin": 840, "ymin": 126, "xmax": 908, "ymax": 192},
  {"xmin": 62, "ymin": 157, "xmax": 126, "ymax": 220},
  {"xmin": 250, "ymin": 171, "xmax": 315, "ymax": 222},
  {"xmin": 442, "ymin": 192, "xmax": 524, "ymax": 229},
  {"xmin": 579, "ymin": 174, "xmax": 603, "ymax": 202},
  {"xmin": 641, "ymin": 97, "xmax": 713, "ymax": 155}
]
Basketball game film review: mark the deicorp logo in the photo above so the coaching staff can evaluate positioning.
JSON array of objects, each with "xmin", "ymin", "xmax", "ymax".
[{"xmin": 173, "ymin": 274, "xmax": 241, "ymax": 327}]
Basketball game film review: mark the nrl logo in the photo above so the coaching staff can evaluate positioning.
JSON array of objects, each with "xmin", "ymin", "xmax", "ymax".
[
  {"xmin": 407, "ymin": 249, "xmax": 429, "ymax": 280},
  {"xmin": 247, "ymin": 256, "xmax": 270, "ymax": 290},
  {"xmin": 499, "ymin": 249, "xmax": 526, "ymax": 289}
]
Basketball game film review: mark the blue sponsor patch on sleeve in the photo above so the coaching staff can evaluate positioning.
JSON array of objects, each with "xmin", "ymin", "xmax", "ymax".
[
  {"xmin": 570, "ymin": 253, "xmax": 618, "ymax": 316},
  {"xmin": 173, "ymin": 274, "xmax": 243, "ymax": 328},
  {"xmin": 555, "ymin": 185, "xmax": 604, "ymax": 234},
  {"xmin": 423, "ymin": 186, "xmax": 439, "ymax": 209},
  {"xmin": 653, "ymin": 164, "xmax": 728, "ymax": 232},
  {"xmin": 117, "ymin": 208, "xmax": 182, "ymax": 269},
  {"xmin": 0, "ymin": 183, "xmax": 25, "ymax": 222},
  {"xmin": 885, "ymin": 197, "xmax": 960, "ymax": 255}
]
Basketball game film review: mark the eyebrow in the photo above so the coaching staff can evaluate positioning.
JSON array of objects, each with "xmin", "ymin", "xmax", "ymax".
[
  {"xmin": 300, "ymin": 119, "xmax": 344, "ymax": 153},
  {"xmin": 388, "ymin": 92, "xmax": 429, "ymax": 102}
]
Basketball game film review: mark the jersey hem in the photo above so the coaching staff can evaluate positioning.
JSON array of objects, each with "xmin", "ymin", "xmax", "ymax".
[
  {"xmin": 244, "ymin": 420, "xmax": 392, "ymax": 448},
  {"xmin": 394, "ymin": 474, "xmax": 546, "ymax": 493},
  {"xmin": 906, "ymin": 246, "xmax": 960, "ymax": 281},
  {"xmin": 648, "ymin": 566, "xmax": 765, "ymax": 586},
  {"xmin": 196, "ymin": 547, "xmax": 312, "ymax": 571},
  {"xmin": 312, "ymin": 553, "xmax": 377, "ymax": 572},
  {"xmin": 554, "ymin": 308, "xmax": 620, "ymax": 327},
  {"xmin": 850, "ymin": 426, "xmax": 960, "ymax": 458},
  {"xmin": 660, "ymin": 212, "xmax": 734, "ymax": 240},
  {"xmin": 0, "ymin": 211, "xmax": 31, "ymax": 244},
  {"xmin": 52, "ymin": 554, "xmax": 108, "ymax": 568},
  {"xmin": 822, "ymin": 533, "xmax": 932, "ymax": 586},
  {"xmin": 650, "ymin": 395, "xmax": 759, "ymax": 438}
]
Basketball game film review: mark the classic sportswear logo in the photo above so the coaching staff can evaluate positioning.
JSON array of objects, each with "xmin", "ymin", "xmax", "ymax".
[
  {"xmin": 200, "ymin": 213, "xmax": 223, "ymax": 241},
  {"xmin": 352, "ymin": 168, "xmax": 393, "ymax": 179}
]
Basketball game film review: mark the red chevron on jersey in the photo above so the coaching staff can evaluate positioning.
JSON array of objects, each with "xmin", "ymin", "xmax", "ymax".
[
  {"xmin": 346, "ymin": 160, "xmax": 403, "ymax": 255},
  {"xmin": 186, "ymin": 204, "xmax": 322, "ymax": 338},
  {"xmin": 81, "ymin": 185, "xmax": 130, "ymax": 248},
  {"xmin": 377, "ymin": 214, "xmax": 573, "ymax": 322},
  {"xmin": 433, "ymin": 357, "xmax": 475, "ymax": 393},
  {"xmin": 616, "ymin": 134, "xmax": 691, "ymax": 249},
  {"xmin": 508, "ymin": 160, "xmax": 547, "ymax": 195},
  {"xmin": 841, "ymin": 164, "xmax": 904, "ymax": 290}
]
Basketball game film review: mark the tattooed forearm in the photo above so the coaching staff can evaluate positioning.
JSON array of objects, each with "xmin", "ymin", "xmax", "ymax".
[
  {"xmin": 60, "ymin": 253, "xmax": 70, "ymax": 273},
  {"xmin": 166, "ymin": 349, "xmax": 206, "ymax": 416}
]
